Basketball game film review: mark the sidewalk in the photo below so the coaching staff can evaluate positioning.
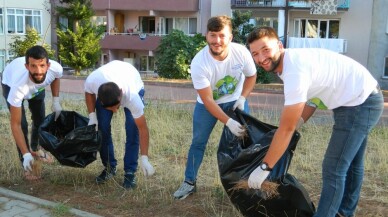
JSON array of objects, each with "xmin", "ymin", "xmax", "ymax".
[{"xmin": 0, "ymin": 187, "xmax": 102, "ymax": 217}]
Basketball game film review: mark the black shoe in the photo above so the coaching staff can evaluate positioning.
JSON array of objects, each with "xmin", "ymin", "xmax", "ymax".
[
  {"xmin": 95, "ymin": 167, "xmax": 117, "ymax": 184},
  {"xmin": 123, "ymin": 172, "xmax": 137, "ymax": 189}
]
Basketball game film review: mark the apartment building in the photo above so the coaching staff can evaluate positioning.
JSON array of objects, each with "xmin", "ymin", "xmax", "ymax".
[
  {"xmin": 230, "ymin": 0, "xmax": 388, "ymax": 88},
  {"xmin": 0, "ymin": 0, "xmax": 51, "ymax": 72},
  {"xmin": 87, "ymin": 0, "xmax": 213, "ymax": 74}
]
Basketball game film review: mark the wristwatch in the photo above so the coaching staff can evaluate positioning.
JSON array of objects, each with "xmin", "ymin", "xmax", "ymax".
[{"xmin": 260, "ymin": 162, "xmax": 272, "ymax": 171}]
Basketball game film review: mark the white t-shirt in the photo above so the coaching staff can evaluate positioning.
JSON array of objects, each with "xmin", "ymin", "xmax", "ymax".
[
  {"xmin": 279, "ymin": 48, "xmax": 378, "ymax": 109},
  {"xmin": 1, "ymin": 57, "xmax": 63, "ymax": 107},
  {"xmin": 191, "ymin": 42, "xmax": 257, "ymax": 104},
  {"xmin": 84, "ymin": 60, "xmax": 145, "ymax": 118}
]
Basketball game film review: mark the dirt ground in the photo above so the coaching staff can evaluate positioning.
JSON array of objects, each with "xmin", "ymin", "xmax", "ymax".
[{"xmin": 2, "ymin": 177, "xmax": 386, "ymax": 217}]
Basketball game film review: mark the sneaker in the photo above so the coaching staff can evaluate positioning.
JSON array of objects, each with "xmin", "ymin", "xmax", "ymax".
[
  {"xmin": 173, "ymin": 181, "xmax": 196, "ymax": 200},
  {"xmin": 123, "ymin": 172, "xmax": 137, "ymax": 189},
  {"xmin": 95, "ymin": 167, "xmax": 117, "ymax": 184}
]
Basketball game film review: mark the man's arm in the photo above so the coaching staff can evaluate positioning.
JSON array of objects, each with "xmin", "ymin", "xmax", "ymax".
[
  {"xmin": 85, "ymin": 92, "xmax": 96, "ymax": 113},
  {"xmin": 197, "ymin": 86, "xmax": 230, "ymax": 124},
  {"xmin": 301, "ymin": 104, "xmax": 317, "ymax": 123},
  {"xmin": 262, "ymin": 102, "xmax": 305, "ymax": 168},
  {"xmin": 50, "ymin": 78, "xmax": 60, "ymax": 97},
  {"xmin": 9, "ymin": 106, "xmax": 29, "ymax": 155},
  {"xmin": 134, "ymin": 115, "xmax": 150, "ymax": 155},
  {"xmin": 240, "ymin": 74, "xmax": 257, "ymax": 98}
]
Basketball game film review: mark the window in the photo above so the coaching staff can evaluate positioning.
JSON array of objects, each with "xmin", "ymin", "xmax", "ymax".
[
  {"xmin": 0, "ymin": 9, "xmax": 3, "ymax": 34},
  {"xmin": 58, "ymin": 16, "xmax": 68, "ymax": 31},
  {"xmin": 384, "ymin": 56, "xmax": 388, "ymax": 78},
  {"xmin": 252, "ymin": 17, "xmax": 278, "ymax": 32},
  {"xmin": 0, "ymin": 50, "xmax": 5, "ymax": 73},
  {"xmin": 7, "ymin": 8, "xmax": 42, "ymax": 34},
  {"xmin": 140, "ymin": 17, "xmax": 156, "ymax": 33},
  {"xmin": 140, "ymin": 56, "xmax": 155, "ymax": 72},
  {"xmin": 163, "ymin": 17, "xmax": 197, "ymax": 35},
  {"xmin": 294, "ymin": 19, "xmax": 339, "ymax": 38}
]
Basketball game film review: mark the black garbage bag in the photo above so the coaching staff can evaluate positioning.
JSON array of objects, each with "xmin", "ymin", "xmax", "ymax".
[
  {"xmin": 39, "ymin": 111, "xmax": 101, "ymax": 168},
  {"xmin": 217, "ymin": 109, "xmax": 315, "ymax": 217}
]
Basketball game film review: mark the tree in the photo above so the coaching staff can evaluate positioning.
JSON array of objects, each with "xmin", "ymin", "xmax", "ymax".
[
  {"xmin": 232, "ymin": 10, "xmax": 255, "ymax": 45},
  {"xmin": 56, "ymin": 0, "xmax": 102, "ymax": 75},
  {"xmin": 8, "ymin": 27, "xmax": 55, "ymax": 62},
  {"xmin": 232, "ymin": 10, "xmax": 276, "ymax": 83},
  {"xmin": 155, "ymin": 30, "xmax": 206, "ymax": 79}
]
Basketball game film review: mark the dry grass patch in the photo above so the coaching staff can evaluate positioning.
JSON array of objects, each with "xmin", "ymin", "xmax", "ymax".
[{"xmin": 0, "ymin": 97, "xmax": 387, "ymax": 216}]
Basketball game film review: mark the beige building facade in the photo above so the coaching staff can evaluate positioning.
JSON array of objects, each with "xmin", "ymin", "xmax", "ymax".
[{"xmin": 0, "ymin": 0, "xmax": 52, "ymax": 72}]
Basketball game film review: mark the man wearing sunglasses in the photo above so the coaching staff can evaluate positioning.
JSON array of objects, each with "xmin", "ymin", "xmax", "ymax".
[{"xmin": 84, "ymin": 60, "xmax": 155, "ymax": 189}]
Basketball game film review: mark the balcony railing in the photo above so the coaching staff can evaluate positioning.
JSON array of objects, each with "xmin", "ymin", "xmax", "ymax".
[
  {"xmin": 100, "ymin": 33, "xmax": 162, "ymax": 51},
  {"xmin": 287, "ymin": 37, "xmax": 347, "ymax": 53},
  {"xmin": 231, "ymin": 0, "xmax": 285, "ymax": 7},
  {"xmin": 288, "ymin": 0, "xmax": 350, "ymax": 9},
  {"xmin": 231, "ymin": 0, "xmax": 350, "ymax": 9}
]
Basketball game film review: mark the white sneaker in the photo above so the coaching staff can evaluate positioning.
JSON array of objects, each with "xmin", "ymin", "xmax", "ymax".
[{"xmin": 173, "ymin": 181, "xmax": 196, "ymax": 200}]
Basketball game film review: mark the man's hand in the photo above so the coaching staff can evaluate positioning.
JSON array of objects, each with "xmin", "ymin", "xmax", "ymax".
[
  {"xmin": 233, "ymin": 96, "xmax": 246, "ymax": 111},
  {"xmin": 51, "ymin": 97, "xmax": 62, "ymax": 120},
  {"xmin": 22, "ymin": 153, "xmax": 34, "ymax": 171},
  {"xmin": 226, "ymin": 118, "xmax": 245, "ymax": 137},
  {"xmin": 88, "ymin": 112, "xmax": 98, "ymax": 131},
  {"xmin": 140, "ymin": 155, "xmax": 155, "ymax": 176},
  {"xmin": 248, "ymin": 166, "xmax": 270, "ymax": 189}
]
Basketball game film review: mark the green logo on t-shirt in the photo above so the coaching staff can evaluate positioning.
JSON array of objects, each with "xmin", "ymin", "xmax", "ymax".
[{"xmin": 213, "ymin": 75, "xmax": 238, "ymax": 100}]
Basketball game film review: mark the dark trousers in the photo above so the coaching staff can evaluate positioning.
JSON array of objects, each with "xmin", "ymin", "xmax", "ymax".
[{"xmin": 1, "ymin": 84, "xmax": 46, "ymax": 161}]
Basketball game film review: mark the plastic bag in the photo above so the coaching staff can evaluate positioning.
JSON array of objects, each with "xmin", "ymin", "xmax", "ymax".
[
  {"xmin": 39, "ymin": 111, "xmax": 101, "ymax": 168},
  {"xmin": 217, "ymin": 109, "xmax": 315, "ymax": 217}
]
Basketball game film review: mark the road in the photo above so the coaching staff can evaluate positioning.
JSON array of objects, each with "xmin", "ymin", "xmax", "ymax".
[{"xmin": 57, "ymin": 78, "xmax": 388, "ymax": 126}]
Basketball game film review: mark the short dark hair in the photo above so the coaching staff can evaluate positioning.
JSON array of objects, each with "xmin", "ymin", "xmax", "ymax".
[
  {"xmin": 207, "ymin": 15, "xmax": 232, "ymax": 33},
  {"xmin": 25, "ymin": 45, "xmax": 49, "ymax": 64},
  {"xmin": 98, "ymin": 82, "xmax": 122, "ymax": 108},
  {"xmin": 246, "ymin": 26, "xmax": 279, "ymax": 45}
]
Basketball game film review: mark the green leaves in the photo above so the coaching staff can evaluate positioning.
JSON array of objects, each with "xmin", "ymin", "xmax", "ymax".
[
  {"xmin": 8, "ymin": 27, "xmax": 56, "ymax": 62},
  {"xmin": 56, "ymin": 0, "xmax": 102, "ymax": 75},
  {"xmin": 155, "ymin": 30, "xmax": 206, "ymax": 79}
]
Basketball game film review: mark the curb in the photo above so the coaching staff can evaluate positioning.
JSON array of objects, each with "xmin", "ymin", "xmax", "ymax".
[
  {"xmin": 61, "ymin": 75, "xmax": 388, "ymax": 101},
  {"xmin": 0, "ymin": 187, "xmax": 103, "ymax": 217}
]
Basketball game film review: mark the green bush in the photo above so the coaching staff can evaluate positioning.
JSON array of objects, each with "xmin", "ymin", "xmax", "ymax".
[{"xmin": 155, "ymin": 30, "xmax": 206, "ymax": 79}]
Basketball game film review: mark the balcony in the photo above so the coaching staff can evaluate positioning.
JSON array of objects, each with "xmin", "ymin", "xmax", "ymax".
[
  {"xmin": 91, "ymin": 0, "xmax": 199, "ymax": 11},
  {"xmin": 231, "ymin": 0, "xmax": 286, "ymax": 8},
  {"xmin": 100, "ymin": 33, "xmax": 162, "ymax": 51},
  {"xmin": 288, "ymin": 0, "xmax": 350, "ymax": 9},
  {"xmin": 231, "ymin": 0, "xmax": 350, "ymax": 9},
  {"xmin": 287, "ymin": 37, "xmax": 347, "ymax": 53}
]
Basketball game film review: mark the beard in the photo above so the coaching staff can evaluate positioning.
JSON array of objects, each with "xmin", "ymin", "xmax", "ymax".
[
  {"xmin": 208, "ymin": 42, "xmax": 226, "ymax": 57},
  {"xmin": 29, "ymin": 71, "xmax": 46, "ymax": 84},
  {"xmin": 262, "ymin": 51, "xmax": 282, "ymax": 72}
]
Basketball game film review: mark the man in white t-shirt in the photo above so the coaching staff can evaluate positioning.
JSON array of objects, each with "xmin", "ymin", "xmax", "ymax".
[
  {"xmin": 173, "ymin": 15, "xmax": 257, "ymax": 200},
  {"xmin": 246, "ymin": 27, "xmax": 383, "ymax": 217},
  {"xmin": 1, "ymin": 45, "xmax": 63, "ymax": 180},
  {"xmin": 84, "ymin": 60, "xmax": 155, "ymax": 189}
]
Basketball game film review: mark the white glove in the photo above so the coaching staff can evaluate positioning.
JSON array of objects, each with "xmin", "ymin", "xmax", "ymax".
[
  {"xmin": 226, "ymin": 118, "xmax": 245, "ymax": 137},
  {"xmin": 88, "ymin": 112, "xmax": 98, "ymax": 130},
  {"xmin": 51, "ymin": 97, "xmax": 62, "ymax": 120},
  {"xmin": 233, "ymin": 96, "xmax": 246, "ymax": 111},
  {"xmin": 296, "ymin": 117, "xmax": 304, "ymax": 130},
  {"xmin": 22, "ymin": 153, "xmax": 34, "ymax": 171},
  {"xmin": 140, "ymin": 155, "xmax": 155, "ymax": 176},
  {"xmin": 248, "ymin": 166, "xmax": 270, "ymax": 189}
]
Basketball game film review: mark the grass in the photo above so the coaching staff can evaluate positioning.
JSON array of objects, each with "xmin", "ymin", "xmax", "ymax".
[{"xmin": 0, "ymin": 97, "xmax": 387, "ymax": 217}]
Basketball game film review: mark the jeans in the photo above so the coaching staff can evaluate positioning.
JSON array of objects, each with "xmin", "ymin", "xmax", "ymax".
[
  {"xmin": 184, "ymin": 100, "xmax": 250, "ymax": 183},
  {"xmin": 1, "ymin": 84, "xmax": 46, "ymax": 160},
  {"xmin": 314, "ymin": 91, "xmax": 384, "ymax": 217},
  {"xmin": 95, "ymin": 88, "xmax": 144, "ymax": 174}
]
